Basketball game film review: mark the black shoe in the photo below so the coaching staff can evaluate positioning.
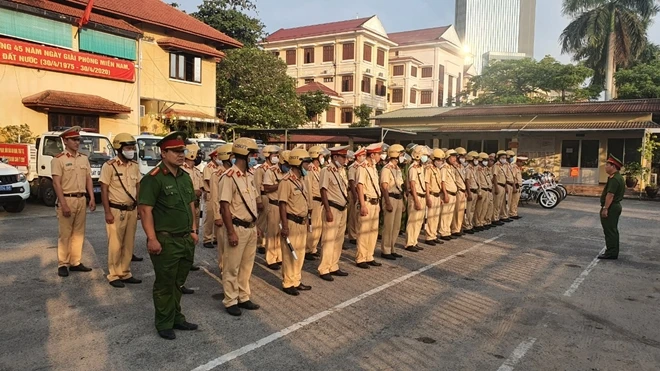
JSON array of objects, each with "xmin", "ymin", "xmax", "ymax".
[
  {"xmin": 203, "ymin": 242, "xmax": 215, "ymax": 248},
  {"xmin": 213, "ymin": 240, "xmax": 218, "ymax": 245},
  {"xmin": 349, "ymin": 239, "xmax": 357, "ymax": 244},
  {"xmin": 131, "ymin": 254, "xmax": 143, "ymax": 262},
  {"xmin": 58, "ymin": 266, "xmax": 69, "ymax": 277},
  {"xmin": 109, "ymin": 279, "xmax": 125, "ymax": 288},
  {"xmin": 415, "ymin": 245, "xmax": 424, "ymax": 251},
  {"xmin": 69, "ymin": 263, "xmax": 92, "ymax": 272},
  {"xmin": 320, "ymin": 273, "xmax": 334, "ymax": 281},
  {"xmin": 267, "ymin": 263, "xmax": 281, "ymax": 270},
  {"xmin": 367, "ymin": 260, "xmax": 382, "ymax": 267},
  {"xmin": 405, "ymin": 246, "xmax": 419, "ymax": 252},
  {"xmin": 433, "ymin": 238, "xmax": 445, "ymax": 245},
  {"xmin": 180, "ymin": 286, "xmax": 194, "ymax": 294},
  {"xmin": 425, "ymin": 240, "xmax": 437, "ymax": 246},
  {"xmin": 502, "ymin": 218, "xmax": 513, "ymax": 223},
  {"xmin": 597, "ymin": 254, "xmax": 618, "ymax": 260},
  {"xmin": 440, "ymin": 236, "xmax": 452, "ymax": 241},
  {"xmin": 283, "ymin": 287, "xmax": 300, "ymax": 296},
  {"xmin": 190, "ymin": 265, "xmax": 200, "ymax": 271},
  {"xmin": 330, "ymin": 270, "xmax": 349, "ymax": 276},
  {"xmin": 238, "ymin": 300, "xmax": 260, "ymax": 310},
  {"xmin": 173, "ymin": 321, "xmax": 198, "ymax": 331},
  {"xmin": 380, "ymin": 253, "xmax": 396, "ymax": 260},
  {"xmin": 121, "ymin": 277, "xmax": 142, "ymax": 284},
  {"xmin": 158, "ymin": 329, "xmax": 176, "ymax": 340},
  {"xmin": 226, "ymin": 305, "xmax": 241, "ymax": 316},
  {"xmin": 512, "ymin": 216, "xmax": 522, "ymax": 220},
  {"xmin": 312, "ymin": 251, "xmax": 321, "ymax": 257},
  {"xmin": 277, "ymin": 261, "xmax": 283, "ymax": 265},
  {"xmin": 296, "ymin": 283, "xmax": 312, "ymax": 291},
  {"xmin": 484, "ymin": 225, "xmax": 492, "ymax": 229},
  {"xmin": 452, "ymin": 232, "xmax": 463, "ymax": 237},
  {"xmin": 465, "ymin": 229, "xmax": 475, "ymax": 234},
  {"xmin": 356, "ymin": 262, "xmax": 370, "ymax": 269},
  {"xmin": 304, "ymin": 254, "xmax": 317, "ymax": 261},
  {"xmin": 495, "ymin": 221, "xmax": 505, "ymax": 226},
  {"xmin": 257, "ymin": 246, "xmax": 266, "ymax": 254},
  {"xmin": 391, "ymin": 252, "xmax": 403, "ymax": 258}
]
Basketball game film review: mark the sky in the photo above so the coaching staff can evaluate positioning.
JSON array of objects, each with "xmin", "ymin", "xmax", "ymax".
[{"xmin": 178, "ymin": 0, "xmax": 660, "ymax": 64}]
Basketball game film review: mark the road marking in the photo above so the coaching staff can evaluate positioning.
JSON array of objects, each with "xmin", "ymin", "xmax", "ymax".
[
  {"xmin": 191, "ymin": 235, "xmax": 503, "ymax": 371},
  {"xmin": 496, "ymin": 337, "xmax": 537, "ymax": 371},
  {"xmin": 563, "ymin": 247, "xmax": 606, "ymax": 297},
  {"xmin": 201, "ymin": 266, "xmax": 222, "ymax": 285}
]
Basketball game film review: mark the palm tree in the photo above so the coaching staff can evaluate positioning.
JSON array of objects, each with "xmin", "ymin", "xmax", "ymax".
[{"xmin": 560, "ymin": 0, "xmax": 658, "ymax": 100}]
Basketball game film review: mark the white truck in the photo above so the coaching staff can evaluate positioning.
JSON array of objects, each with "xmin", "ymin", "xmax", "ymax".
[
  {"xmin": 192, "ymin": 137, "xmax": 226, "ymax": 172},
  {"xmin": 135, "ymin": 133, "xmax": 163, "ymax": 176},
  {"xmin": 0, "ymin": 158, "xmax": 30, "ymax": 212}
]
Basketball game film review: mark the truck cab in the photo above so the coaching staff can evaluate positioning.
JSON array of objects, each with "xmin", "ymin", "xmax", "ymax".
[
  {"xmin": 192, "ymin": 137, "xmax": 226, "ymax": 172},
  {"xmin": 135, "ymin": 133, "xmax": 163, "ymax": 176}
]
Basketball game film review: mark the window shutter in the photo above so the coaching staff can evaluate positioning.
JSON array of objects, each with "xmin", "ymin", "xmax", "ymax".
[
  {"xmin": 377, "ymin": 49, "xmax": 385, "ymax": 66},
  {"xmin": 411, "ymin": 66, "xmax": 417, "ymax": 77},
  {"xmin": 393, "ymin": 65, "xmax": 404, "ymax": 76},
  {"xmin": 363, "ymin": 44, "xmax": 372, "ymax": 62},
  {"xmin": 410, "ymin": 89, "xmax": 416, "ymax": 103},
  {"xmin": 326, "ymin": 107, "xmax": 336, "ymax": 123},
  {"xmin": 323, "ymin": 45, "xmax": 334, "ymax": 62},
  {"xmin": 286, "ymin": 50, "xmax": 296, "ymax": 65},
  {"xmin": 421, "ymin": 91, "xmax": 432, "ymax": 104},
  {"xmin": 304, "ymin": 47, "xmax": 314, "ymax": 64},
  {"xmin": 343, "ymin": 43, "xmax": 354, "ymax": 60},
  {"xmin": 422, "ymin": 67, "xmax": 432, "ymax": 78},
  {"xmin": 392, "ymin": 89, "xmax": 403, "ymax": 103}
]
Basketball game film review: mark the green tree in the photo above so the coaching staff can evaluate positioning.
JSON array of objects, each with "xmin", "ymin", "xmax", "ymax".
[
  {"xmin": 350, "ymin": 104, "xmax": 373, "ymax": 127},
  {"xmin": 614, "ymin": 59, "xmax": 660, "ymax": 99},
  {"xmin": 537, "ymin": 56, "xmax": 594, "ymax": 101},
  {"xmin": 216, "ymin": 47, "xmax": 305, "ymax": 128},
  {"xmin": 192, "ymin": 0, "xmax": 265, "ymax": 47},
  {"xmin": 559, "ymin": 0, "xmax": 658, "ymax": 100},
  {"xmin": 0, "ymin": 124, "xmax": 34, "ymax": 143},
  {"xmin": 298, "ymin": 91, "xmax": 332, "ymax": 128}
]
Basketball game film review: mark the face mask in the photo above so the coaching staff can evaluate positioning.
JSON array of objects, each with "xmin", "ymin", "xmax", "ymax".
[
  {"xmin": 248, "ymin": 157, "xmax": 258, "ymax": 168},
  {"xmin": 319, "ymin": 157, "xmax": 325, "ymax": 165},
  {"xmin": 271, "ymin": 156, "xmax": 280, "ymax": 165},
  {"xmin": 380, "ymin": 153, "xmax": 387, "ymax": 161},
  {"xmin": 231, "ymin": 158, "xmax": 236, "ymax": 165},
  {"xmin": 122, "ymin": 150, "xmax": 135, "ymax": 160},
  {"xmin": 473, "ymin": 159, "xmax": 479, "ymax": 166},
  {"xmin": 420, "ymin": 155, "xmax": 429, "ymax": 163},
  {"xmin": 399, "ymin": 155, "xmax": 405, "ymax": 164},
  {"xmin": 482, "ymin": 160, "xmax": 489, "ymax": 166},
  {"xmin": 459, "ymin": 158, "xmax": 466, "ymax": 165},
  {"xmin": 302, "ymin": 168, "xmax": 308, "ymax": 177},
  {"xmin": 509, "ymin": 158, "xmax": 515, "ymax": 163},
  {"xmin": 215, "ymin": 159, "xmax": 222, "ymax": 165},
  {"xmin": 500, "ymin": 158, "xmax": 507, "ymax": 164},
  {"xmin": 281, "ymin": 165, "xmax": 290, "ymax": 173}
]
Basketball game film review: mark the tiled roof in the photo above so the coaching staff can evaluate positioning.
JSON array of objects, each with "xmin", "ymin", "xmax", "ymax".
[
  {"xmin": 64, "ymin": 0, "xmax": 242, "ymax": 47},
  {"xmin": 295, "ymin": 82, "xmax": 340, "ymax": 97},
  {"xmin": 8, "ymin": 0, "xmax": 141, "ymax": 35},
  {"xmin": 373, "ymin": 107, "xmax": 457, "ymax": 120},
  {"xmin": 425, "ymin": 121, "xmax": 659, "ymax": 132},
  {"xmin": 157, "ymin": 37, "xmax": 225, "ymax": 59},
  {"xmin": 22, "ymin": 90, "xmax": 131, "ymax": 114},
  {"xmin": 388, "ymin": 26, "xmax": 450, "ymax": 46},
  {"xmin": 265, "ymin": 16, "xmax": 372, "ymax": 42},
  {"xmin": 440, "ymin": 99, "xmax": 660, "ymax": 117}
]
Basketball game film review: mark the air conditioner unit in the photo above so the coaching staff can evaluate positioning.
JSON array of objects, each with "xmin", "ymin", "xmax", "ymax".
[
  {"xmin": 139, "ymin": 105, "xmax": 146, "ymax": 118},
  {"xmin": 366, "ymin": 68, "xmax": 371, "ymax": 73},
  {"xmin": 378, "ymin": 72, "xmax": 384, "ymax": 77}
]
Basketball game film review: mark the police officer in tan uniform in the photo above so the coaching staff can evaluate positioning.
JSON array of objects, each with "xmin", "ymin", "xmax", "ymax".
[
  {"xmin": 509, "ymin": 155, "xmax": 526, "ymax": 220},
  {"xmin": 262, "ymin": 149, "xmax": 286, "ymax": 270},
  {"xmin": 475, "ymin": 152, "xmax": 493, "ymax": 231},
  {"xmin": 404, "ymin": 145, "xmax": 429, "ymax": 251},
  {"xmin": 355, "ymin": 143, "xmax": 383, "ymax": 268},
  {"xmin": 347, "ymin": 147, "xmax": 366, "ymax": 245},
  {"xmin": 439, "ymin": 149, "xmax": 459, "ymax": 241},
  {"xmin": 305, "ymin": 146, "xmax": 328, "ymax": 260},
  {"xmin": 210, "ymin": 144, "xmax": 233, "ymax": 271},
  {"xmin": 425, "ymin": 148, "xmax": 446, "ymax": 245},
  {"xmin": 100, "ymin": 133, "xmax": 142, "ymax": 287},
  {"xmin": 380, "ymin": 144, "xmax": 406, "ymax": 260},
  {"xmin": 500, "ymin": 150, "xmax": 516, "ymax": 222},
  {"xmin": 202, "ymin": 150, "xmax": 219, "ymax": 248},
  {"xmin": 279, "ymin": 148, "xmax": 313, "ymax": 295},
  {"xmin": 52, "ymin": 126, "xmax": 96, "ymax": 277},
  {"xmin": 492, "ymin": 150, "xmax": 508, "ymax": 226},
  {"xmin": 182, "ymin": 144, "xmax": 204, "ymax": 218},
  {"xmin": 219, "ymin": 138, "xmax": 261, "ymax": 316},
  {"xmin": 463, "ymin": 151, "xmax": 480, "ymax": 234},
  {"xmin": 451, "ymin": 147, "xmax": 469, "ymax": 237},
  {"xmin": 255, "ymin": 145, "xmax": 280, "ymax": 254}
]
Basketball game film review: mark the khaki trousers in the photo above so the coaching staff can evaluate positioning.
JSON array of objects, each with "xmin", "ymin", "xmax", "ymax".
[
  {"xmin": 439, "ymin": 194, "xmax": 456, "ymax": 237},
  {"xmin": 485, "ymin": 190, "xmax": 494, "ymax": 224},
  {"xmin": 257, "ymin": 195, "xmax": 268, "ymax": 247},
  {"xmin": 265, "ymin": 203, "xmax": 283, "ymax": 265},
  {"xmin": 57, "ymin": 196, "xmax": 87, "ymax": 268},
  {"xmin": 381, "ymin": 198, "xmax": 403, "ymax": 254},
  {"xmin": 318, "ymin": 206, "xmax": 347, "ymax": 275},
  {"xmin": 451, "ymin": 191, "xmax": 467, "ymax": 234},
  {"xmin": 464, "ymin": 191, "xmax": 478, "ymax": 230},
  {"xmin": 106, "ymin": 207, "xmax": 137, "ymax": 281},
  {"xmin": 347, "ymin": 193, "xmax": 358, "ymax": 240},
  {"xmin": 356, "ymin": 202, "xmax": 379, "ymax": 263},
  {"xmin": 222, "ymin": 225, "xmax": 257, "ymax": 307},
  {"xmin": 405, "ymin": 197, "xmax": 425, "ymax": 247},
  {"xmin": 425, "ymin": 195, "xmax": 442, "ymax": 241},
  {"xmin": 474, "ymin": 190, "xmax": 487, "ymax": 227},
  {"xmin": 493, "ymin": 185, "xmax": 506, "ymax": 221},
  {"xmin": 306, "ymin": 200, "xmax": 323, "ymax": 254},
  {"xmin": 202, "ymin": 193, "xmax": 215, "ymax": 243},
  {"xmin": 281, "ymin": 220, "xmax": 307, "ymax": 288},
  {"xmin": 509, "ymin": 188, "xmax": 521, "ymax": 217},
  {"xmin": 501, "ymin": 185, "xmax": 513, "ymax": 219},
  {"xmin": 216, "ymin": 223, "xmax": 226, "ymax": 271}
]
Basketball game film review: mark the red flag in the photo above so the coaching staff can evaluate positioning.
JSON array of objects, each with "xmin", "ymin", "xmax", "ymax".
[{"xmin": 77, "ymin": 0, "xmax": 95, "ymax": 28}]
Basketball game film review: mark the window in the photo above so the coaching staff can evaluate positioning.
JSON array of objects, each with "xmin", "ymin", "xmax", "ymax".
[
  {"xmin": 324, "ymin": 77, "xmax": 333, "ymax": 83},
  {"xmin": 447, "ymin": 75, "xmax": 454, "ymax": 104},
  {"xmin": 561, "ymin": 140, "xmax": 580, "ymax": 167},
  {"xmin": 323, "ymin": 45, "xmax": 334, "ymax": 62},
  {"xmin": 363, "ymin": 44, "xmax": 372, "ymax": 62},
  {"xmin": 272, "ymin": 51, "xmax": 280, "ymax": 57},
  {"xmin": 304, "ymin": 78, "xmax": 314, "ymax": 84},
  {"xmin": 438, "ymin": 64, "xmax": 445, "ymax": 106},
  {"xmin": 421, "ymin": 91, "xmax": 432, "ymax": 104},
  {"xmin": 410, "ymin": 89, "xmax": 416, "ymax": 103},
  {"xmin": 341, "ymin": 75, "xmax": 354, "ymax": 92},
  {"xmin": 457, "ymin": 72, "xmax": 463, "ymax": 101},
  {"xmin": 286, "ymin": 50, "xmax": 296, "ymax": 65},
  {"xmin": 341, "ymin": 108, "xmax": 353, "ymax": 124},
  {"xmin": 467, "ymin": 140, "xmax": 482, "ymax": 152},
  {"xmin": 608, "ymin": 138, "xmax": 642, "ymax": 164},
  {"xmin": 449, "ymin": 139, "xmax": 462, "ymax": 148},
  {"xmin": 505, "ymin": 138, "xmax": 512, "ymax": 150},
  {"xmin": 169, "ymin": 53, "xmax": 202, "ymax": 83},
  {"xmin": 422, "ymin": 67, "xmax": 432, "ymax": 78},
  {"xmin": 375, "ymin": 109, "xmax": 384, "ymax": 116},
  {"xmin": 43, "ymin": 137, "xmax": 63, "ymax": 157},
  {"xmin": 581, "ymin": 140, "xmax": 600, "ymax": 168},
  {"xmin": 304, "ymin": 47, "xmax": 314, "ymax": 64},
  {"xmin": 326, "ymin": 107, "xmax": 336, "ymax": 123},
  {"xmin": 392, "ymin": 89, "xmax": 403, "ymax": 103},
  {"xmin": 411, "ymin": 66, "xmax": 417, "ymax": 77},
  {"xmin": 0, "ymin": 8, "xmax": 71, "ymax": 48},
  {"xmin": 48, "ymin": 113, "xmax": 99, "ymax": 132},
  {"xmin": 375, "ymin": 81, "xmax": 386, "ymax": 96},
  {"xmin": 361, "ymin": 76, "xmax": 371, "ymax": 93},
  {"xmin": 79, "ymin": 29, "xmax": 136, "ymax": 60},
  {"xmin": 393, "ymin": 65, "xmax": 404, "ymax": 76},
  {"xmin": 483, "ymin": 140, "xmax": 499, "ymax": 155},
  {"xmin": 342, "ymin": 43, "xmax": 354, "ymax": 60},
  {"xmin": 377, "ymin": 49, "xmax": 385, "ymax": 66}
]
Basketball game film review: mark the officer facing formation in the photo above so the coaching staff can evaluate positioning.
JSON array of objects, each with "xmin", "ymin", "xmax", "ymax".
[
  {"xmin": 347, "ymin": 147, "xmax": 366, "ymax": 245},
  {"xmin": 439, "ymin": 149, "xmax": 459, "ymax": 241}
]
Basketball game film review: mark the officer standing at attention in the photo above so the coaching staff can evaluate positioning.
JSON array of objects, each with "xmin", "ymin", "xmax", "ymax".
[
  {"xmin": 509, "ymin": 155, "xmax": 525, "ymax": 220},
  {"xmin": 179, "ymin": 143, "xmax": 204, "ymax": 293},
  {"xmin": 451, "ymin": 148, "xmax": 469, "ymax": 237},
  {"xmin": 305, "ymin": 146, "xmax": 328, "ymax": 260},
  {"xmin": 263, "ymin": 147, "xmax": 286, "ymax": 270},
  {"xmin": 100, "ymin": 133, "xmax": 142, "ymax": 288},
  {"xmin": 318, "ymin": 146, "xmax": 350, "ymax": 281},
  {"xmin": 424, "ymin": 148, "xmax": 446, "ymax": 245},
  {"xmin": 486, "ymin": 153, "xmax": 497, "ymax": 227},
  {"xmin": 475, "ymin": 152, "xmax": 493, "ymax": 231},
  {"xmin": 439, "ymin": 150, "xmax": 459, "ymax": 241},
  {"xmin": 404, "ymin": 145, "xmax": 428, "ymax": 252},
  {"xmin": 211, "ymin": 144, "xmax": 234, "ymax": 271},
  {"xmin": 380, "ymin": 144, "xmax": 406, "ymax": 260},
  {"xmin": 355, "ymin": 143, "xmax": 383, "ymax": 268},
  {"xmin": 138, "ymin": 132, "xmax": 199, "ymax": 340},
  {"xmin": 463, "ymin": 151, "xmax": 480, "ymax": 234},
  {"xmin": 255, "ymin": 146, "xmax": 280, "ymax": 254},
  {"xmin": 202, "ymin": 150, "xmax": 219, "ymax": 248},
  {"xmin": 598, "ymin": 155, "xmax": 625, "ymax": 260},
  {"xmin": 492, "ymin": 150, "xmax": 508, "ymax": 226},
  {"xmin": 501, "ymin": 150, "xmax": 516, "ymax": 223},
  {"xmin": 219, "ymin": 138, "xmax": 261, "ymax": 315},
  {"xmin": 52, "ymin": 126, "xmax": 95, "ymax": 277},
  {"xmin": 279, "ymin": 148, "xmax": 313, "ymax": 295},
  {"xmin": 347, "ymin": 147, "xmax": 366, "ymax": 245}
]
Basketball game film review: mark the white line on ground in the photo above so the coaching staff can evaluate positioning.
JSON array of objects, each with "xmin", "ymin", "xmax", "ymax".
[
  {"xmin": 201, "ymin": 267, "xmax": 222, "ymax": 285},
  {"xmin": 563, "ymin": 247, "xmax": 606, "ymax": 297},
  {"xmin": 191, "ymin": 235, "xmax": 503, "ymax": 371},
  {"xmin": 496, "ymin": 337, "xmax": 537, "ymax": 371}
]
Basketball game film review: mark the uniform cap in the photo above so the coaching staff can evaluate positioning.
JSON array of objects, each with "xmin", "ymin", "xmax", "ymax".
[
  {"xmin": 354, "ymin": 147, "xmax": 367, "ymax": 157},
  {"xmin": 112, "ymin": 133, "xmax": 136, "ymax": 150},
  {"xmin": 478, "ymin": 152, "xmax": 489, "ymax": 160},
  {"xmin": 405, "ymin": 143, "xmax": 418, "ymax": 154},
  {"xmin": 445, "ymin": 149, "xmax": 458, "ymax": 156},
  {"xmin": 455, "ymin": 147, "xmax": 467, "ymax": 155},
  {"xmin": 366, "ymin": 142, "xmax": 384, "ymax": 154},
  {"xmin": 489, "ymin": 153, "xmax": 496, "ymax": 158},
  {"xmin": 496, "ymin": 150, "xmax": 508, "ymax": 157},
  {"xmin": 466, "ymin": 151, "xmax": 479, "ymax": 160},
  {"xmin": 329, "ymin": 145, "xmax": 349, "ymax": 156},
  {"xmin": 607, "ymin": 154, "xmax": 623, "ymax": 169},
  {"xmin": 280, "ymin": 150, "xmax": 291, "ymax": 164},
  {"xmin": 288, "ymin": 148, "xmax": 311, "ymax": 166},
  {"xmin": 411, "ymin": 145, "xmax": 427, "ymax": 160},
  {"xmin": 432, "ymin": 148, "xmax": 446, "ymax": 160},
  {"xmin": 60, "ymin": 126, "xmax": 82, "ymax": 139},
  {"xmin": 506, "ymin": 150, "xmax": 515, "ymax": 157},
  {"xmin": 185, "ymin": 143, "xmax": 200, "ymax": 161},
  {"xmin": 387, "ymin": 144, "xmax": 405, "ymax": 158},
  {"xmin": 308, "ymin": 145, "xmax": 325, "ymax": 159},
  {"xmin": 516, "ymin": 156, "xmax": 529, "ymax": 161},
  {"xmin": 261, "ymin": 145, "xmax": 281, "ymax": 156},
  {"xmin": 232, "ymin": 137, "xmax": 258, "ymax": 155},
  {"xmin": 208, "ymin": 148, "xmax": 219, "ymax": 158},
  {"xmin": 216, "ymin": 143, "xmax": 233, "ymax": 161},
  {"xmin": 158, "ymin": 131, "xmax": 187, "ymax": 150},
  {"xmin": 346, "ymin": 150, "xmax": 355, "ymax": 160}
]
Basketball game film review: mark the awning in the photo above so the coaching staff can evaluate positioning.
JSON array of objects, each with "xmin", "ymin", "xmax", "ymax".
[
  {"xmin": 242, "ymin": 127, "xmax": 417, "ymax": 147},
  {"xmin": 22, "ymin": 90, "xmax": 131, "ymax": 114},
  {"xmin": 157, "ymin": 37, "xmax": 225, "ymax": 59},
  {"xmin": 418, "ymin": 121, "xmax": 659, "ymax": 132},
  {"xmin": 161, "ymin": 108, "xmax": 222, "ymax": 124},
  {"xmin": 266, "ymin": 134, "xmax": 374, "ymax": 144}
]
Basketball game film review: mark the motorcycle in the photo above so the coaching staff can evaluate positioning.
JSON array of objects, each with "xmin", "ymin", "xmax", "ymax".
[
  {"xmin": 520, "ymin": 170, "xmax": 561, "ymax": 209},
  {"xmin": 542, "ymin": 171, "xmax": 568, "ymax": 200}
]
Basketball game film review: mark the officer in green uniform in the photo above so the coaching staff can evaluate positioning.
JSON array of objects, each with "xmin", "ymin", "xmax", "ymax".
[
  {"xmin": 138, "ymin": 132, "xmax": 199, "ymax": 340},
  {"xmin": 599, "ymin": 154, "xmax": 625, "ymax": 260}
]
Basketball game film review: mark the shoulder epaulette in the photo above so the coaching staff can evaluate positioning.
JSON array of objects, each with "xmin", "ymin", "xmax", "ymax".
[
  {"xmin": 107, "ymin": 159, "xmax": 116, "ymax": 165},
  {"xmin": 149, "ymin": 167, "xmax": 160, "ymax": 176},
  {"xmin": 55, "ymin": 153, "xmax": 65, "ymax": 158},
  {"xmin": 224, "ymin": 169, "xmax": 235, "ymax": 177},
  {"xmin": 80, "ymin": 152, "xmax": 88, "ymax": 156}
]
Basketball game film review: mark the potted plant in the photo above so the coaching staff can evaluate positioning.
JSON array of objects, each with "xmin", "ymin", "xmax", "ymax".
[
  {"xmin": 622, "ymin": 161, "xmax": 645, "ymax": 188},
  {"xmin": 645, "ymin": 183, "xmax": 659, "ymax": 199}
]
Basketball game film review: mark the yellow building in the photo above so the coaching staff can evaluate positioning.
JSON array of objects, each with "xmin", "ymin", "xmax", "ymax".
[
  {"xmin": 262, "ymin": 16, "xmax": 396, "ymax": 127},
  {"xmin": 0, "ymin": 0, "xmax": 240, "ymax": 138}
]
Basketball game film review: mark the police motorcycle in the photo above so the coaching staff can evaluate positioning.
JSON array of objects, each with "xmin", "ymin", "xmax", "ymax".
[
  {"xmin": 520, "ymin": 170, "xmax": 561, "ymax": 209},
  {"xmin": 542, "ymin": 171, "xmax": 568, "ymax": 200}
]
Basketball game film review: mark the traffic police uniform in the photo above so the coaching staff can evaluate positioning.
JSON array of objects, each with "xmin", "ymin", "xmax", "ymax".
[
  {"xmin": 492, "ymin": 151, "xmax": 508, "ymax": 225},
  {"xmin": 255, "ymin": 146, "xmax": 280, "ymax": 251},
  {"xmin": 405, "ymin": 146, "xmax": 428, "ymax": 250},
  {"xmin": 305, "ymin": 146, "xmax": 326, "ymax": 258},
  {"xmin": 424, "ymin": 149, "xmax": 445, "ymax": 244},
  {"xmin": 181, "ymin": 145, "xmax": 203, "ymax": 219},
  {"xmin": 202, "ymin": 152, "xmax": 219, "ymax": 246},
  {"xmin": 486, "ymin": 154, "xmax": 496, "ymax": 225},
  {"xmin": 263, "ymin": 159, "xmax": 285, "ymax": 267},
  {"xmin": 210, "ymin": 144, "xmax": 233, "ymax": 270},
  {"xmin": 380, "ymin": 144, "xmax": 405, "ymax": 258},
  {"xmin": 451, "ymin": 148, "xmax": 469, "ymax": 235},
  {"xmin": 439, "ymin": 150, "xmax": 459, "ymax": 239},
  {"xmin": 347, "ymin": 150, "xmax": 365, "ymax": 243},
  {"xmin": 355, "ymin": 143, "xmax": 382, "ymax": 266},
  {"xmin": 501, "ymin": 150, "xmax": 516, "ymax": 221},
  {"xmin": 509, "ymin": 154, "xmax": 524, "ymax": 219},
  {"xmin": 475, "ymin": 152, "xmax": 493, "ymax": 229},
  {"xmin": 463, "ymin": 151, "xmax": 480, "ymax": 233}
]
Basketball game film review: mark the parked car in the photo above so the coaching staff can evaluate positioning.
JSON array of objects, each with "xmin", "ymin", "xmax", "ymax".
[{"xmin": 0, "ymin": 158, "xmax": 30, "ymax": 212}]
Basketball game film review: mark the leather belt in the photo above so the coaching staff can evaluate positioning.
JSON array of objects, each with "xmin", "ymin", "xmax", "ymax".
[
  {"xmin": 328, "ymin": 200, "xmax": 347, "ymax": 211},
  {"xmin": 313, "ymin": 196, "xmax": 323, "ymax": 202},
  {"xmin": 268, "ymin": 199, "xmax": 279, "ymax": 206},
  {"xmin": 417, "ymin": 193, "xmax": 426, "ymax": 198},
  {"xmin": 286, "ymin": 213, "xmax": 306, "ymax": 225},
  {"xmin": 232, "ymin": 218, "xmax": 255, "ymax": 229},
  {"xmin": 431, "ymin": 192, "xmax": 441, "ymax": 197},
  {"xmin": 497, "ymin": 183, "xmax": 506, "ymax": 187},
  {"xmin": 388, "ymin": 193, "xmax": 402, "ymax": 200},
  {"xmin": 470, "ymin": 189, "xmax": 479, "ymax": 194},
  {"xmin": 63, "ymin": 193, "xmax": 86, "ymax": 198},
  {"xmin": 458, "ymin": 189, "xmax": 466, "ymax": 193},
  {"xmin": 109, "ymin": 202, "xmax": 137, "ymax": 211},
  {"xmin": 364, "ymin": 196, "xmax": 380, "ymax": 205},
  {"xmin": 506, "ymin": 182, "xmax": 514, "ymax": 186},
  {"xmin": 482, "ymin": 188, "xmax": 492, "ymax": 192},
  {"xmin": 158, "ymin": 231, "xmax": 189, "ymax": 238},
  {"xmin": 447, "ymin": 191, "xmax": 457, "ymax": 196}
]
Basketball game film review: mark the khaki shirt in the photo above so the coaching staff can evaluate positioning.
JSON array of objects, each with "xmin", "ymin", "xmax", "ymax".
[
  {"xmin": 440, "ymin": 165, "xmax": 458, "ymax": 193},
  {"xmin": 51, "ymin": 151, "xmax": 90, "ymax": 194},
  {"xmin": 279, "ymin": 173, "xmax": 309, "ymax": 217},
  {"xmin": 514, "ymin": 165, "xmax": 523, "ymax": 185},
  {"xmin": 210, "ymin": 167, "xmax": 228, "ymax": 220},
  {"xmin": 203, "ymin": 162, "xmax": 218, "ymax": 191},
  {"xmin": 425, "ymin": 165, "xmax": 442, "ymax": 194},
  {"xmin": 182, "ymin": 163, "xmax": 203, "ymax": 192},
  {"xmin": 380, "ymin": 163, "xmax": 404, "ymax": 195},
  {"xmin": 494, "ymin": 163, "xmax": 507, "ymax": 186},
  {"xmin": 357, "ymin": 162, "xmax": 381, "ymax": 199},
  {"xmin": 476, "ymin": 166, "xmax": 491, "ymax": 189},
  {"xmin": 254, "ymin": 165, "xmax": 267, "ymax": 194},
  {"xmin": 319, "ymin": 162, "xmax": 348, "ymax": 206},
  {"xmin": 453, "ymin": 165, "xmax": 467, "ymax": 191},
  {"xmin": 99, "ymin": 157, "xmax": 141, "ymax": 204},
  {"xmin": 504, "ymin": 163, "xmax": 515, "ymax": 184},
  {"xmin": 263, "ymin": 166, "xmax": 284, "ymax": 202},
  {"xmin": 407, "ymin": 163, "xmax": 426, "ymax": 196},
  {"xmin": 347, "ymin": 162, "xmax": 360, "ymax": 183},
  {"xmin": 465, "ymin": 165, "xmax": 479, "ymax": 191},
  {"xmin": 306, "ymin": 164, "xmax": 322, "ymax": 199},
  {"xmin": 218, "ymin": 165, "xmax": 258, "ymax": 223}
]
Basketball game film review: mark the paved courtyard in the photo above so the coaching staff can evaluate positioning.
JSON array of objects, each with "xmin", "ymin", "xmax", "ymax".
[{"xmin": 0, "ymin": 197, "xmax": 659, "ymax": 371}]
